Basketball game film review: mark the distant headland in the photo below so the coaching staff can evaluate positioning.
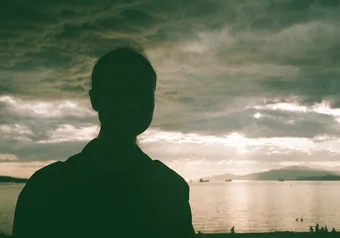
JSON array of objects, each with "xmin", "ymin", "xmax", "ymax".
[
  {"xmin": 199, "ymin": 166, "xmax": 340, "ymax": 181},
  {"xmin": 0, "ymin": 176, "xmax": 28, "ymax": 183}
]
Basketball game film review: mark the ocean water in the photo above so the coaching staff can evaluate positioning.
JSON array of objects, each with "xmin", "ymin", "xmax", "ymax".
[
  {"xmin": 1, "ymin": 181, "xmax": 340, "ymax": 235},
  {"xmin": 0, "ymin": 183, "xmax": 23, "ymax": 235},
  {"xmin": 190, "ymin": 181, "xmax": 340, "ymax": 233}
]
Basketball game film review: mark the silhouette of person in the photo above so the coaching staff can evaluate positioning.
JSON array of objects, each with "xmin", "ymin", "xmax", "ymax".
[
  {"xmin": 309, "ymin": 226, "xmax": 314, "ymax": 233},
  {"xmin": 12, "ymin": 47, "xmax": 195, "ymax": 238},
  {"xmin": 325, "ymin": 226, "xmax": 328, "ymax": 232},
  {"xmin": 315, "ymin": 223, "xmax": 319, "ymax": 232}
]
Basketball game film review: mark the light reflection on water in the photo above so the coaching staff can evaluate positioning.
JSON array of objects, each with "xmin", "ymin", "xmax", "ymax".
[
  {"xmin": 1, "ymin": 181, "xmax": 340, "ymax": 234},
  {"xmin": 190, "ymin": 181, "xmax": 340, "ymax": 233}
]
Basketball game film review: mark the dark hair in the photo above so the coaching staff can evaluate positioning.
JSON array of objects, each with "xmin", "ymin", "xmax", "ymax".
[{"xmin": 91, "ymin": 47, "xmax": 157, "ymax": 92}]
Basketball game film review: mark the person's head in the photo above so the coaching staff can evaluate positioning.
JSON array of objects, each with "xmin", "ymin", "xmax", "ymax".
[{"xmin": 89, "ymin": 47, "xmax": 157, "ymax": 139}]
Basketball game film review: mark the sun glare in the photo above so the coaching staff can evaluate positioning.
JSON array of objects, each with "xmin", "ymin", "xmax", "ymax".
[{"xmin": 254, "ymin": 112, "xmax": 262, "ymax": 119}]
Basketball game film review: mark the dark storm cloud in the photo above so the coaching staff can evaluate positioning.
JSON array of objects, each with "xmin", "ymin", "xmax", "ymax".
[
  {"xmin": 1, "ymin": 0, "xmax": 339, "ymax": 102},
  {"xmin": 1, "ymin": 0, "xmax": 340, "ymax": 169},
  {"xmin": 1, "ymin": 0, "xmax": 186, "ymax": 98},
  {"xmin": 59, "ymin": 84, "xmax": 86, "ymax": 93},
  {"xmin": 259, "ymin": 68, "xmax": 340, "ymax": 107}
]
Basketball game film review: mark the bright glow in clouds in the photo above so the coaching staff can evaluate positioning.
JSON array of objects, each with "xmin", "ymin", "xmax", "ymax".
[
  {"xmin": 3, "ymin": 127, "xmax": 340, "ymax": 179},
  {"xmin": 2, "ymin": 95, "xmax": 340, "ymax": 179},
  {"xmin": 37, "ymin": 124, "xmax": 99, "ymax": 143},
  {"xmin": 0, "ymin": 95, "xmax": 95, "ymax": 118},
  {"xmin": 140, "ymin": 130, "xmax": 316, "ymax": 153},
  {"xmin": 28, "ymin": 125, "xmax": 340, "ymax": 159},
  {"xmin": 255, "ymin": 100, "xmax": 340, "ymax": 118},
  {"xmin": 138, "ymin": 129, "xmax": 340, "ymax": 178},
  {"xmin": 265, "ymin": 103, "xmax": 308, "ymax": 112},
  {"xmin": 254, "ymin": 112, "xmax": 262, "ymax": 119}
]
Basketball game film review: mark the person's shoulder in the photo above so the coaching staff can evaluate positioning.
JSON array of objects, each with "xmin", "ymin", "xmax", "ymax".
[
  {"xmin": 17, "ymin": 160, "xmax": 66, "ymax": 205},
  {"xmin": 26, "ymin": 152, "xmax": 83, "ymax": 188},
  {"xmin": 25, "ymin": 161, "xmax": 64, "ymax": 189},
  {"xmin": 33, "ymin": 161, "xmax": 64, "ymax": 177},
  {"xmin": 153, "ymin": 160, "xmax": 185, "ymax": 181},
  {"xmin": 152, "ymin": 160, "xmax": 189, "ymax": 195}
]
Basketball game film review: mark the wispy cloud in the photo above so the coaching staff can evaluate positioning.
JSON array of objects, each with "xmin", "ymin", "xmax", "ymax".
[{"xmin": 0, "ymin": 153, "xmax": 19, "ymax": 161}]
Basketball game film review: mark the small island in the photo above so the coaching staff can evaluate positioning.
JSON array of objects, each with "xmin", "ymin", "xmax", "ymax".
[{"xmin": 0, "ymin": 175, "xmax": 28, "ymax": 183}]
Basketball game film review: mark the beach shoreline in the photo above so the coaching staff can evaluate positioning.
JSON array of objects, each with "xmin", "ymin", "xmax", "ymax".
[
  {"xmin": 1, "ymin": 232, "xmax": 337, "ymax": 238},
  {"xmin": 197, "ymin": 232, "xmax": 337, "ymax": 237}
]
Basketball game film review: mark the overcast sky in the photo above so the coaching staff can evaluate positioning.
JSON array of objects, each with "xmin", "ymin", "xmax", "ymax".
[{"xmin": 1, "ymin": 0, "xmax": 340, "ymax": 179}]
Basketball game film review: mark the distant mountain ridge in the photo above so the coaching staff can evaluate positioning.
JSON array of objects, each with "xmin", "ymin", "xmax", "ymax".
[
  {"xmin": 203, "ymin": 166, "xmax": 340, "ymax": 181},
  {"xmin": 297, "ymin": 175, "xmax": 340, "ymax": 181},
  {"xmin": 0, "ymin": 175, "xmax": 28, "ymax": 183}
]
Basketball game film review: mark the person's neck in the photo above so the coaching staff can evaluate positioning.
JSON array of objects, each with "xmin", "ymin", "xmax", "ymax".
[
  {"xmin": 87, "ymin": 128, "xmax": 138, "ymax": 171},
  {"xmin": 96, "ymin": 127, "xmax": 137, "ymax": 159}
]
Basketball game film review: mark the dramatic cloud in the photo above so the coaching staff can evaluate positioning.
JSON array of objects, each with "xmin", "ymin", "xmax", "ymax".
[{"xmin": 1, "ymin": 0, "xmax": 340, "ymax": 179}]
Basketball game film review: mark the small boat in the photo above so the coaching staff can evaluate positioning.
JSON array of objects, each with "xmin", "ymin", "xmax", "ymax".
[
  {"xmin": 199, "ymin": 178, "xmax": 209, "ymax": 182},
  {"xmin": 278, "ymin": 179, "xmax": 284, "ymax": 182},
  {"xmin": 225, "ymin": 179, "xmax": 232, "ymax": 182}
]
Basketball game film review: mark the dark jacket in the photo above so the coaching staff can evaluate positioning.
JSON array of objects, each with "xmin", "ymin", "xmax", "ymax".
[{"xmin": 13, "ymin": 139, "xmax": 195, "ymax": 238}]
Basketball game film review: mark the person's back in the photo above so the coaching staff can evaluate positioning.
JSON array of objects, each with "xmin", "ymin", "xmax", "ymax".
[{"xmin": 13, "ymin": 47, "xmax": 195, "ymax": 238}]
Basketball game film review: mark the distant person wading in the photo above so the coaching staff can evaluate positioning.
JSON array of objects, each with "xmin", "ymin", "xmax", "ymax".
[{"xmin": 12, "ymin": 47, "xmax": 195, "ymax": 238}]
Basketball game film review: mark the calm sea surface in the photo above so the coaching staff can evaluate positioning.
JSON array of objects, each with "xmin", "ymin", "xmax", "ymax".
[{"xmin": 1, "ymin": 181, "xmax": 340, "ymax": 234}]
